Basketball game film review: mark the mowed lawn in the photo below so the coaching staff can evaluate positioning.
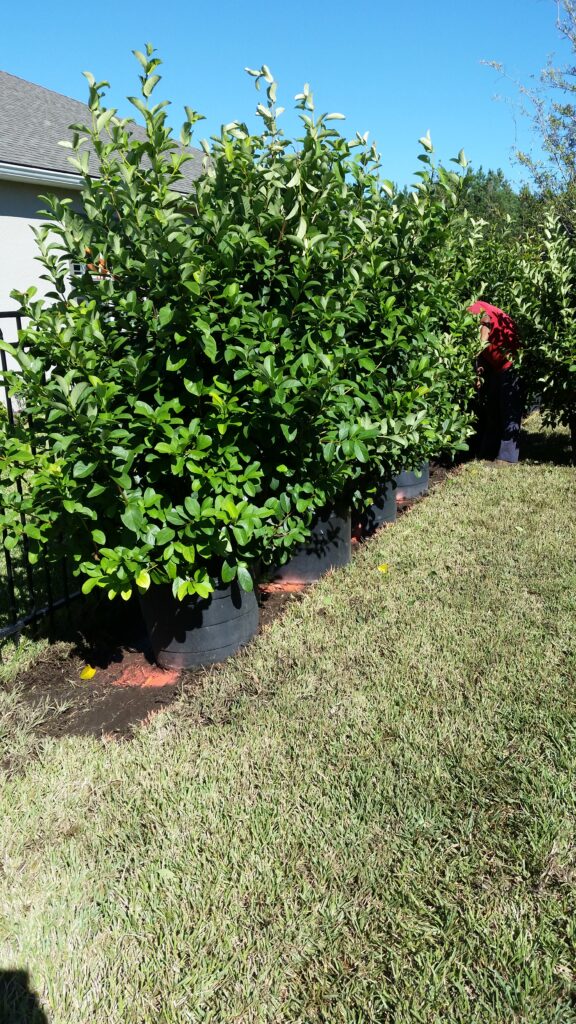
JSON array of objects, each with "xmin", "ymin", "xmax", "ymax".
[{"xmin": 1, "ymin": 422, "xmax": 575, "ymax": 1023}]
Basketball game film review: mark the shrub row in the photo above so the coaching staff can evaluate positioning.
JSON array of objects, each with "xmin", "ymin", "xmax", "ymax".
[{"xmin": 0, "ymin": 48, "xmax": 480, "ymax": 601}]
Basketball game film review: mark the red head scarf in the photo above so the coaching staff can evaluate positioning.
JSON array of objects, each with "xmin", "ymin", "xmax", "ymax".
[{"xmin": 467, "ymin": 301, "xmax": 519, "ymax": 372}]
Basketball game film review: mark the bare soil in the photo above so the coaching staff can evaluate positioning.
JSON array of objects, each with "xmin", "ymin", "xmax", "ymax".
[
  {"xmin": 5, "ymin": 586, "xmax": 303, "ymax": 740},
  {"xmin": 4, "ymin": 461, "xmax": 451, "ymax": 740}
]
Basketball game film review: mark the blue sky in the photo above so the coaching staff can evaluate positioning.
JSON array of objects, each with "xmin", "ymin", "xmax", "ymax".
[{"xmin": 2, "ymin": 0, "xmax": 570, "ymax": 187}]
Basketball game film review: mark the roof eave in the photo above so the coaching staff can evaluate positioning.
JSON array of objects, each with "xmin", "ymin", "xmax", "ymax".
[
  {"xmin": 0, "ymin": 160, "xmax": 198, "ymax": 194},
  {"xmin": 0, "ymin": 162, "xmax": 84, "ymax": 191}
]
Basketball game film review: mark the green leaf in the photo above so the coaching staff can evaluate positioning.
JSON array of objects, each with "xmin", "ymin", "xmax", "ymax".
[
  {"xmin": 232, "ymin": 524, "xmax": 250, "ymax": 546},
  {"xmin": 23, "ymin": 523, "xmax": 42, "ymax": 540},
  {"xmin": 158, "ymin": 305, "xmax": 173, "ymax": 327},
  {"xmin": 134, "ymin": 400, "xmax": 155, "ymax": 418},
  {"xmin": 201, "ymin": 333, "xmax": 217, "ymax": 361},
  {"xmin": 73, "ymin": 460, "xmax": 97, "ymax": 479},
  {"xmin": 142, "ymin": 74, "xmax": 161, "ymax": 98},
  {"xmin": 184, "ymin": 496, "xmax": 201, "ymax": 518},
  {"xmin": 81, "ymin": 577, "xmax": 100, "ymax": 595},
  {"xmin": 221, "ymin": 560, "xmax": 237, "ymax": 583},
  {"xmin": 167, "ymin": 355, "xmax": 187, "ymax": 372},
  {"xmin": 419, "ymin": 131, "xmax": 433, "ymax": 152},
  {"xmin": 121, "ymin": 506, "xmax": 144, "ymax": 535},
  {"xmin": 353, "ymin": 441, "xmax": 368, "ymax": 462},
  {"xmin": 195, "ymin": 581, "xmax": 212, "ymax": 599},
  {"xmin": 155, "ymin": 527, "xmax": 176, "ymax": 545},
  {"xmin": 135, "ymin": 569, "xmax": 151, "ymax": 591},
  {"xmin": 128, "ymin": 95, "xmax": 148, "ymax": 117},
  {"xmin": 87, "ymin": 483, "xmax": 107, "ymax": 498},
  {"xmin": 237, "ymin": 565, "xmax": 253, "ymax": 592}
]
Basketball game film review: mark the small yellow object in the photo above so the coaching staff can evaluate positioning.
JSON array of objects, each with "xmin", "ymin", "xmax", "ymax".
[
  {"xmin": 80, "ymin": 665, "xmax": 96, "ymax": 680},
  {"xmin": 377, "ymin": 563, "xmax": 389, "ymax": 574}
]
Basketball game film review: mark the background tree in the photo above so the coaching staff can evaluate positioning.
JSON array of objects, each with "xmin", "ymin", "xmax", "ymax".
[
  {"xmin": 489, "ymin": 0, "xmax": 576, "ymax": 228},
  {"xmin": 460, "ymin": 167, "xmax": 542, "ymax": 237}
]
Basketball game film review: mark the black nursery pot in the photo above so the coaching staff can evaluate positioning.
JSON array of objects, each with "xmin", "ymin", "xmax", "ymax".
[
  {"xmin": 356, "ymin": 481, "xmax": 397, "ymax": 537},
  {"xmin": 274, "ymin": 508, "xmax": 352, "ymax": 584},
  {"xmin": 394, "ymin": 462, "xmax": 430, "ymax": 501},
  {"xmin": 139, "ymin": 580, "xmax": 259, "ymax": 669}
]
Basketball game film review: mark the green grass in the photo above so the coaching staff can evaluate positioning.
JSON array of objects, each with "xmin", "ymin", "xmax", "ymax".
[{"xmin": 1, "ymin": 418, "xmax": 576, "ymax": 1023}]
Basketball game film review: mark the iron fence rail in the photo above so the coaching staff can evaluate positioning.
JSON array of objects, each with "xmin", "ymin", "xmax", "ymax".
[{"xmin": 0, "ymin": 309, "xmax": 81, "ymax": 643}]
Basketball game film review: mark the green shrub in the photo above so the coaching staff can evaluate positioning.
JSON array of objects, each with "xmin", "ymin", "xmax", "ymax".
[
  {"xmin": 510, "ymin": 212, "xmax": 576, "ymax": 446},
  {"xmin": 468, "ymin": 209, "xmax": 576, "ymax": 454},
  {"xmin": 0, "ymin": 48, "xmax": 478, "ymax": 601}
]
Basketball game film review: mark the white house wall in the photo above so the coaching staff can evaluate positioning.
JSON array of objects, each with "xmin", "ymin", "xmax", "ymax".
[
  {"xmin": 0, "ymin": 180, "xmax": 77, "ymax": 318},
  {"xmin": 0, "ymin": 181, "xmax": 81, "ymax": 400}
]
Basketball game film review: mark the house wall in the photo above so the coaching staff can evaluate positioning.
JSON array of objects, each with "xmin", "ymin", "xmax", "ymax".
[
  {"xmin": 0, "ymin": 180, "xmax": 81, "ymax": 395},
  {"xmin": 0, "ymin": 180, "xmax": 78, "ymax": 320}
]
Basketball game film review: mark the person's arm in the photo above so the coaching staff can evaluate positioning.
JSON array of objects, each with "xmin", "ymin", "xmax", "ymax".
[{"xmin": 479, "ymin": 318, "xmax": 492, "ymax": 345}]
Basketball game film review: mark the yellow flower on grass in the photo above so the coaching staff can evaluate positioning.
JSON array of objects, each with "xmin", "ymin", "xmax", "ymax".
[{"xmin": 377, "ymin": 563, "xmax": 389, "ymax": 574}]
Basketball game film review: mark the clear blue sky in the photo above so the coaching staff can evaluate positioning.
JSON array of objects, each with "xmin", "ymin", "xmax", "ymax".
[{"xmin": 1, "ymin": 0, "xmax": 570, "ymax": 187}]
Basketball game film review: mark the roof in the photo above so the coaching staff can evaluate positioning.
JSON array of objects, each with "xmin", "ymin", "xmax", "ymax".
[{"xmin": 0, "ymin": 70, "xmax": 204, "ymax": 192}]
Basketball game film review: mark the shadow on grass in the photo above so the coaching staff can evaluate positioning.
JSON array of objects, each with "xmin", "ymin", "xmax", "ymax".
[
  {"xmin": 520, "ymin": 425, "xmax": 574, "ymax": 466},
  {"xmin": 0, "ymin": 970, "xmax": 49, "ymax": 1023}
]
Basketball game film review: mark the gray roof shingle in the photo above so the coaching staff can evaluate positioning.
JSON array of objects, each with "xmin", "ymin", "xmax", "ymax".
[{"xmin": 0, "ymin": 70, "xmax": 204, "ymax": 191}]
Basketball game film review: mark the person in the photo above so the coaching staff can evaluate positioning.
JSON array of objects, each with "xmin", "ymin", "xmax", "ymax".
[{"xmin": 468, "ymin": 300, "xmax": 523, "ymax": 464}]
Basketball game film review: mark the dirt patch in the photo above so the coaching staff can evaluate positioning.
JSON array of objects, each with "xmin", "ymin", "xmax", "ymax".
[
  {"xmin": 4, "ymin": 463, "xmax": 452, "ymax": 742},
  {"xmin": 41, "ymin": 675, "xmax": 181, "ymax": 741},
  {"xmin": 429, "ymin": 460, "xmax": 451, "ymax": 489},
  {"xmin": 258, "ymin": 583, "xmax": 305, "ymax": 630},
  {"xmin": 6, "ymin": 585, "xmax": 306, "ymax": 741},
  {"xmin": 6, "ymin": 644, "xmax": 187, "ymax": 741}
]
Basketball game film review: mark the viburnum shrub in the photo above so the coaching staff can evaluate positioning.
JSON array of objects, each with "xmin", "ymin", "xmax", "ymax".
[
  {"xmin": 207, "ymin": 92, "xmax": 479, "ymax": 517},
  {"xmin": 403, "ymin": 156, "xmax": 482, "ymax": 457},
  {"xmin": 0, "ymin": 52, "xmax": 291, "ymax": 601},
  {"xmin": 509, "ymin": 212, "xmax": 576, "ymax": 450},
  {"xmin": 187, "ymin": 66, "xmax": 388, "ymax": 538},
  {"xmin": 350, "ymin": 138, "xmax": 478, "ymax": 484}
]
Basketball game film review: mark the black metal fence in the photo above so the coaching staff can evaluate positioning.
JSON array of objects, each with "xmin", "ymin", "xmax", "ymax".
[{"xmin": 0, "ymin": 310, "xmax": 80, "ymax": 644}]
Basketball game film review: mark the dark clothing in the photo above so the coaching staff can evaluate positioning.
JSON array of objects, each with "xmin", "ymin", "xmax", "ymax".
[{"xmin": 475, "ymin": 365, "xmax": 524, "ymax": 463}]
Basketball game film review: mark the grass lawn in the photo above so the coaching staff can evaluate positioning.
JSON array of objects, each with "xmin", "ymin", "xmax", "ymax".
[{"xmin": 1, "ymin": 418, "xmax": 575, "ymax": 1023}]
